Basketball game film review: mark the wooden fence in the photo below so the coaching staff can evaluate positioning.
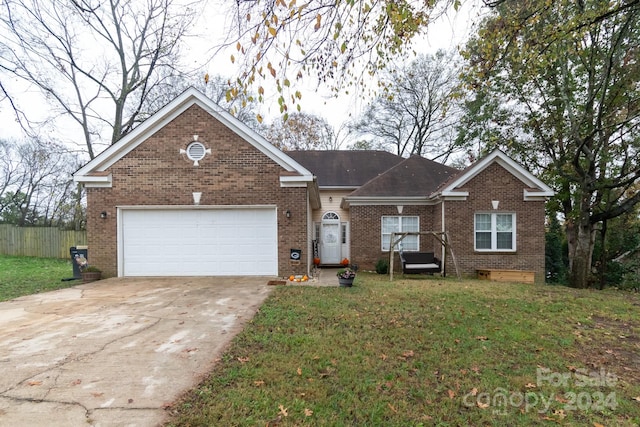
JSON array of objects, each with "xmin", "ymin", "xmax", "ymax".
[{"xmin": 0, "ymin": 224, "xmax": 87, "ymax": 259}]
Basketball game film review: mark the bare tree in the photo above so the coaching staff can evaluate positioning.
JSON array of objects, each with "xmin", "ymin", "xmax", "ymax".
[
  {"xmin": 144, "ymin": 73, "xmax": 263, "ymax": 131},
  {"xmin": 0, "ymin": 0, "xmax": 196, "ymax": 158},
  {"xmin": 262, "ymin": 112, "xmax": 340, "ymax": 150},
  {"xmin": 350, "ymin": 51, "xmax": 462, "ymax": 160},
  {"xmin": 0, "ymin": 138, "xmax": 82, "ymax": 227}
]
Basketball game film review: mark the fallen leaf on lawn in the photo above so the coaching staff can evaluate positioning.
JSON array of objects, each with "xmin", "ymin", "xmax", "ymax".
[
  {"xmin": 278, "ymin": 404, "xmax": 288, "ymax": 417},
  {"xmin": 27, "ymin": 380, "xmax": 42, "ymax": 386},
  {"xmin": 471, "ymin": 366, "xmax": 480, "ymax": 374},
  {"xmin": 237, "ymin": 356, "xmax": 250, "ymax": 364},
  {"xmin": 402, "ymin": 350, "xmax": 415, "ymax": 358},
  {"xmin": 475, "ymin": 336, "xmax": 488, "ymax": 341},
  {"xmin": 71, "ymin": 379, "xmax": 82, "ymax": 386},
  {"xmin": 470, "ymin": 387, "xmax": 478, "ymax": 396},
  {"xmin": 593, "ymin": 423, "xmax": 605, "ymax": 427},
  {"xmin": 387, "ymin": 403, "xmax": 397, "ymax": 413},
  {"xmin": 297, "ymin": 367, "xmax": 302, "ymax": 376},
  {"xmin": 605, "ymin": 349, "xmax": 614, "ymax": 354},
  {"xmin": 447, "ymin": 389, "xmax": 456, "ymax": 399},
  {"xmin": 633, "ymin": 396, "xmax": 640, "ymax": 402},
  {"xmin": 477, "ymin": 401, "xmax": 489, "ymax": 409},
  {"xmin": 454, "ymin": 339, "xmax": 461, "ymax": 344},
  {"xmin": 304, "ymin": 408, "xmax": 313, "ymax": 417},
  {"xmin": 254, "ymin": 380, "xmax": 265, "ymax": 387},
  {"xmin": 525, "ymin": 383, "xmax": 536, "ymax": 389},
  {"xmin": 567, "ymin": 365, "xmax": 577, "ymax": 372},
  {"xmin": 380, "ymin": 353, "xmax": 387, "ymax": 361},
  {"xmin": 555, "ymin": 395, "xmax": 568, "ymax": 404},
  {"xmin": 553, "ymin": 409, "xmax": 566, "ymax": 418}
]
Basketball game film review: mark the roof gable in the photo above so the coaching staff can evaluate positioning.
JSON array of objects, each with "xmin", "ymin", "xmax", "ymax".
[
  {"xmin": 73, "ymin": 87, "xmax": 313, "ymax": 186},
  {"xmin": 349, "ymin": 155, "xmax": 458, "ymax": 197},
  {"xmin": 436, "ymin": 150, "xmax": 554, "ymax": 200}
]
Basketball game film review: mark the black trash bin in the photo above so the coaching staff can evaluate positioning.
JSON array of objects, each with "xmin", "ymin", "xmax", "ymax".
[{"xmin": 69, "ymin": 246, "xmax": 88, "ymax": 279}]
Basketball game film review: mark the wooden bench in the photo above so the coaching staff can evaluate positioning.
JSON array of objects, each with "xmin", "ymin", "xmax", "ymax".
[
  {"xmin": 477, "ymin": 269, "xmax": 535, "ymax": 284},
  {"xmin": 399, "ymin": 250, "xmax": 441, "ymax": 274}
]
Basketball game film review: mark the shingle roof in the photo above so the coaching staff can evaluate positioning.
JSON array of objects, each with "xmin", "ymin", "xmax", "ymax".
[
  {"xmin": 287, "ymin": 150, "xmax": 404, "ymax": 187},
  {"xmin": 349, "ymin": 155, "xmax": 460, "ymax": 197}
]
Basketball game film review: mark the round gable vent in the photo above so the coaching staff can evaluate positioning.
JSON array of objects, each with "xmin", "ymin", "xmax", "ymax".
[{"xmin": 186, "ymin": 142, "xmax": 206, "ymax": 162}]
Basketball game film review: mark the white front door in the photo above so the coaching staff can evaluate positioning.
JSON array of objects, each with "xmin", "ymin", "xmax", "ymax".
[{"xmin": 321, "ymin": 212, "xmax": 341, "ymax": 264}]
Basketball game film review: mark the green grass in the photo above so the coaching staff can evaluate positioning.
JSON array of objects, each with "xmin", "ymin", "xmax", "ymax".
[
  {"xmin": 167, "ymin": 274, "xmax": 640, "ymax": 426},
  {"xmin": 0, "ymin": 255, "xmax": 76, "ymax": 301}
]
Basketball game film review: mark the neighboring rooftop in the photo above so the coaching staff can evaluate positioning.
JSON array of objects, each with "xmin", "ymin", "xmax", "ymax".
[{"xmin": 287, "ymin": 150, "xmax": 404, "ymax": 187}]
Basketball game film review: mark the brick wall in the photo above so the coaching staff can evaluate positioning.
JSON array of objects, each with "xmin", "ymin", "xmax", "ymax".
[
  {"xmin": 85, "ymin": 104, "xmax": 308, "ymax": 277},
  {"xmin": 442, "ymin": 162, "xmax": 546, "ymax": 282},
  {"xmin": 350, "ymin": 204, "xmax": 436, "ymax": 272}
]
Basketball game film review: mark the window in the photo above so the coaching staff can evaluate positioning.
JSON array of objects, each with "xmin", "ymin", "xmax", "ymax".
[
  {"xmin": 475, "ymin": 213, "xmax": 516, "ymax": 251},
  {"xmin": 382, "ymin": 216, "xmax": 419, "ymax": 251}
]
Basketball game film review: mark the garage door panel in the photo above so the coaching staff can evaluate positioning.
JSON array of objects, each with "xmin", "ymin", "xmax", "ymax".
[{"xmin": 121, "ymin": 208, "xmax": 277, "ymax": 276}]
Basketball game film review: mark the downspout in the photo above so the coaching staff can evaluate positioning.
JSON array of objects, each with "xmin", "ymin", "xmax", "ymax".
[{"xmin": 441, "ymin": 200, "xmax": 446, "ymax": 269}]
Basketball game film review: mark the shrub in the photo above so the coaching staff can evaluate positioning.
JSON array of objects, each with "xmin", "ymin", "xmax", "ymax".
[{"xmin": 375, "ymin": 258, "xmax": 389, "ymax": 275}]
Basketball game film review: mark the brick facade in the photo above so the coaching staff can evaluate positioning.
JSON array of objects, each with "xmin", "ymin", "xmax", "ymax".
[
  {"xmin": 85, "ymin": 104, "xmax": 308, "ymax": 277},
  {"xmin": 348, "ymin": 163, "xmax": 546, "ymax": 282},
  {"xmin": 441, "ymin": 163, "xmax": 546, "ymax": 282},
  {"xmin": 350, "ymin": 204, "xmax": 436, "ymax": 271}
]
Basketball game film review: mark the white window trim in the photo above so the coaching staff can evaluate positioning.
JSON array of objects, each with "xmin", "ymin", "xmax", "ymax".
[
  {"xmin": 381, "ymin": 215, "xmax": 420, "ymax": 252},
  {"xmin": 474, "ymin": 212, "xmax": 516, "ymax": 252}
]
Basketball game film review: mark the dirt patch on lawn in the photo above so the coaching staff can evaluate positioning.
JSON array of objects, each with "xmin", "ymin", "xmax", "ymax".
[{"xmin": 572, "ymin": 315, "xmax": 640, "ymax": 385}]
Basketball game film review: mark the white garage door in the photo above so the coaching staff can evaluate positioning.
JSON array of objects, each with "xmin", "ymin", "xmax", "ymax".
[{"xmin": 120, "ymin": 208, "xmax": 278, "ymax": 276}]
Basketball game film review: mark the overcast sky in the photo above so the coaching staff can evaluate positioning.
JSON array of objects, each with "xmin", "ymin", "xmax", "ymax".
[{"xmin": 0, "ymin": 0, "xmax": 483, "ymax": 147}]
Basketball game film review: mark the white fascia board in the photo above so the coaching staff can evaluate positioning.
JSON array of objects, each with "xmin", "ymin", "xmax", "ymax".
[
  {"xmin": 197, "ymin": 100, "xmax": 313, "ymax": 176},
  {"xmin": 319, "ymin": 186, "xmax": 359, "ymax": 190},
  {"xmin": 75, "ymin": 90, "xmax": 202, "ymax": 179},
  {"xmin": 280, "ymin": 175, "xmax": 315, "ymax": 187},
  {"xmin": 343, "ymin": 196, "xmax": 434, "ymax": 207},
  {"xmin": 117, "ymin": 204, "xmax": 277, "ymax": 210},
  {"xmin": 439, "ymin": 190, "xmax": 469, "ymax": 199},
  {"xmin": 74, "ymin": 87, "xmax": 313, "ymax": 181},
  {"xmin": 72, "ymin": 174, "xmax": 112, "ymax": 187},
  {"xmin": 524, "ymin": 189, "xmax": 555, "ymax": 200},
  {"xmin": 439, "ymin": 150, "xmax": 554, "ymax": 197}
]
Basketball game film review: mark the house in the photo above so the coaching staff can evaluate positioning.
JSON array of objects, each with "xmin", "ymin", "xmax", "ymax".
[{"xmin": 74, "ymin": 88, "xmax": 554, "ymax": 282}]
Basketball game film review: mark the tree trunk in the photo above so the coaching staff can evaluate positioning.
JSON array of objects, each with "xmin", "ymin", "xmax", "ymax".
[{"xmin": 566, "ymin": 220, "xmax": 596, "ymax": 288}]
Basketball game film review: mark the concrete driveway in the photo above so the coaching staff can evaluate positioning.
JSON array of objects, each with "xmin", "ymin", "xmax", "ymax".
[{"xmin": 0, "ymin": 277, "xmax": 272, "ymax": 426}]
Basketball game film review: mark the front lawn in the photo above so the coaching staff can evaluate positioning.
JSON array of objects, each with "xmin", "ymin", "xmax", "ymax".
[
  {"xmin": 166, "ymin": 274, "xmax": 640, "ymax": 426},
  {"xmin": 0, "ymin": 255, "xmax": 75, "ymax": 301}
]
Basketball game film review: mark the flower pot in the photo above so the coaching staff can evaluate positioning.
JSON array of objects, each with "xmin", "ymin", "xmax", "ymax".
[
  {"xmin": 81, "ymin": 271, "xmax": 102, "ymax": 283},
  {"xmin": 338, "ymin": 277, "xmax": 354, "ymax": 287}
]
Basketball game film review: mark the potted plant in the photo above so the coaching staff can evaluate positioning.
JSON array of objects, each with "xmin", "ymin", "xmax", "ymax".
[
  {"xmin": 81, "ymin": 266, "xmax": 102, "ymax": 283},
  {"xmin": 337, "ymin": 267, "xmax": 356, "ymax": 287}
]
